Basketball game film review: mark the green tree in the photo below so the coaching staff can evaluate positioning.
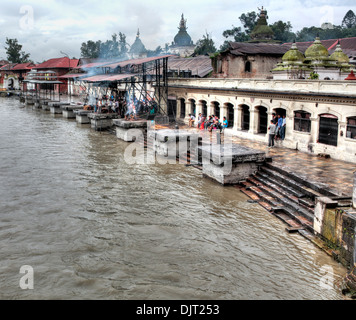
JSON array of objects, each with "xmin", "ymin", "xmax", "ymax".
[
  {"xmin": 221, "ymin": 11, "xmax": 257, "ymax": 48},
  {"xmin": 239, "ymin": 11, "xmax": 258, "ymax": 33},
  {"xmin": 147, "ymin": 46, "xmax": 163, "ymax": 57},
  {"xmin": 5, "ymin": 38, "xmax": 31, "ymax": 63},
  {"xmin": 270, "ymin": 21, "xmax": 295, "ymax": 42},
  {"xmin": 194, "ymin": 32, "xmax": 217, "ymax": 55},
  {"xmin": 222, "ymin": 26, "xmax": 249, "ymax": 43},
  {"xmin": 118, "ymin": 32, "xmax": 128, "ymax": 59},
  {"xmin": 80, "ymin": 40, "xmax": 101, "ymax": 58},
  {"xmin": 342, "ymin": 10, "xmax": 356, "ymax": 29},
  {"xmin": 80, "ymin": 32, "xmax": 128, "ymax": 60},
  {"xmin": 100, "ymin": 33, "xmax": 120, "ymax": 59}
]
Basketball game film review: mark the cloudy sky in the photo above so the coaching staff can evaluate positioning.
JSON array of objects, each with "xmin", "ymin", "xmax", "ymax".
[{"xmin": 0, "ymin": 0, "xmax": 354, "ymax": 62}]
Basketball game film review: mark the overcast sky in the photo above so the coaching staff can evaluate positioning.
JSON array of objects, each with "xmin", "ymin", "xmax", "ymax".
[{"xmin": 0, "ymin": 0, "xmax": 354, "ymax": 63}]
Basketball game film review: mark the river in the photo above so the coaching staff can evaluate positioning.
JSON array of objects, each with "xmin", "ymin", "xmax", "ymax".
[{"xmin": 0, "ymin": 96, "xmax": 348, "ymax": 300}]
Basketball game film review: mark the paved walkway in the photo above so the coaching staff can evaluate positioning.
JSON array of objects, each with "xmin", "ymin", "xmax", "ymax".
[{"xmin": 181, "ymin": 125, "xmax": 355, "ymax": 197}]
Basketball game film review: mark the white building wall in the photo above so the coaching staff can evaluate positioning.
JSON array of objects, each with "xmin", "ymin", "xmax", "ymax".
[{"xmin": 168, "ymin": 78, "xmax": 356, "ymax": 164}]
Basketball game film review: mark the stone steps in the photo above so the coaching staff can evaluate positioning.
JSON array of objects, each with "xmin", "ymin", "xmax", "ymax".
[{"xmin": 238, "ymin": 162, "xmax": 340, "ymax": 233}]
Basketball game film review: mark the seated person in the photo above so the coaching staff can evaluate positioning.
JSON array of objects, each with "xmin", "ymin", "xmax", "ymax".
[{"xmin": 188, "ymin": 114, "xmax": 196, "ymax": 127}]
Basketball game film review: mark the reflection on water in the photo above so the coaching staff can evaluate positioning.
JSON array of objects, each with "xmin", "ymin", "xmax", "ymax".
[{"xmin": 0, "ymin": 97, "xmax": 347, "ymax": 300}]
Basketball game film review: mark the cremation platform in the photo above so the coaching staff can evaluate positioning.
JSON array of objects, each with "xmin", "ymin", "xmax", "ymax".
[
  {"xmin": 88, "ymin": 113, "xmax": 118, "ymax": 131},
  {"xmin": 49, "ymin": 102, "xmax": 69, "ymax": 114},
  {"xmin": 61, "ymin": 104, "xmax": 84, "ymax": 119},
  {"xmin": 113, "ymin": 119, "xmax": 149, "ymax": 141},
  {"xmin": 147, "ymin": 129, "xmax": 201, "ymax": 158},
  {"xmin": 199, "ymin": 144, "xmax": 266, "ymax": 185},
  {"xmin": 75, "ymin": 109, "xmax": 92, "ymax": 124}
]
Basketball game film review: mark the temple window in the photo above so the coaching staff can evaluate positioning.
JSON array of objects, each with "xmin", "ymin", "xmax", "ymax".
[
  {"xmin": 346, "ymin": 117, "xmax": 356, "ymax": 139},
  {"xmin": 245, "ymin": 61, "xmax": 251, "ymax": 73},
  {"xmin": 294, "ymin": 110, "xmax": 311, "ymax": 132}
]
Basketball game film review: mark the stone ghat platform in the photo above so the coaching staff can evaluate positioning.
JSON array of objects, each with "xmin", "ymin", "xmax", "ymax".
[
  {"xmin": 113, "ymin": 118, "xmax": 149, "ymax": 141},
  {"xmin": 148, "ymin": 129, "xmax": 201, "ymax": 158},
  {"xmin": 88, "ymin": 113, "xmax": 119, "ymax": 131},
  {"xmin": 199, "ymin": 144, "xmax": 266, "ymax": 185},
  {"xmin": 61, "ymin": 104, "xmax": 85, "ymax": 119},
  {"xmin": 49, "ymin": 101, "xmax": 70, "ymax": 114},
  {"xmin": 75, "ymin": 109, "xmax": 93, "ymax": 124}
]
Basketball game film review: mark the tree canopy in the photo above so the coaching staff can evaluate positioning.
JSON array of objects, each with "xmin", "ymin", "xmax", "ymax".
[
  {"xmin": 220, "ymin": 9, "xmax": 356, "ymax": 51},
  {"xmin": 80, "ymin": 32, "xmax": 128, "ymax": 60},
  {"xmin": 194, "ymin": 32, "xmax": 217, "ymax": 55},
  {"xmin": 342, "ymin": 10, "xmax": 356, "ymax": 29},
  {"xmin": 5, "ymin": 38, "xmax": 31, "ymax": 63},
  {"xmin": 221, "ymin": 11, "xmax": 257, "ymax": 49}
]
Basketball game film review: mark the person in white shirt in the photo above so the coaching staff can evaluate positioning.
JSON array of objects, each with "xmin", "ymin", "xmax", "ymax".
[{"xmin": 188, "ymin": 114, "xmax": 196, "ymax": 127}]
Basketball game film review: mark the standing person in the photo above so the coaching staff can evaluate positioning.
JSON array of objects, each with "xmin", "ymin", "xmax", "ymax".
[
  {"xmin": 197, "ymin": 113, "xmax": 202, "ymax": 128},
  {"xmin": 281, "ymin": 114, "xmax": 286, "ymax": 140},
  {"xmin": 272, "ymin": 113, "xmax": 278, "ymax": 124},
  {"xmin": 222, "ymin": 116, "xmax": 228, "ymax": 129},
  {"xmin": 276, "ymin": 114, "xmax": 283, "ymax": 140},
  {"xmin": 268, "ymin": 120, "xmax": 277, "ymax": 148},
  {"xmin": 97, "ymin": 99, "xmax": 102, "ymax": 114}
]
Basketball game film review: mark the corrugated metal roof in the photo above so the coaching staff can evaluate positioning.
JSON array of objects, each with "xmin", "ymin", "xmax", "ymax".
[
  {"xmin": 79, "ymin": 73, "xmax": 133, "ymax": 82},
  {"xmin": 74, "ymin": 61, "xmax": 112, "ymax": 69},
  {"xmin": 35, "ymin": 57, "xmax": 79, "ymax": 69},
  {"xmin": 58, "ymin": 73, "xmax": 88, "ymax": 79},
  {"xmin": 101, "ymin": 55, "xmax": 174, "ymax": 69},
  {"xmin": 167, "ymin": 55, "xmax": 213, "ymax": 77},
  {"xmin": 0, "ymin": 63, "xmax": 16, "ymax": 71},
  {"xmin": 12, "ymin": 63, "xmax": 35, "ymax": 71}
]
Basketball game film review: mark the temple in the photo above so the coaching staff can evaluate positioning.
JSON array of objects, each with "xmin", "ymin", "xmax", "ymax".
[
  {"xmin": 169, "ymin": 14, "xmax": 196, "ymax": 57},
  {"xmin": 128, "ymin": 29, "xmax": 148, "ymax": 59}
]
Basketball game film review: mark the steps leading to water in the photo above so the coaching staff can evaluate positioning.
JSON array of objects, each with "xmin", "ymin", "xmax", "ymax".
[{"xmin": 237, "ymin": 162, "xmax": 341, "ymax": 234}]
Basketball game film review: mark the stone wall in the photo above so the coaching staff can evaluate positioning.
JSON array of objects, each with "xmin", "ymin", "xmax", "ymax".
[{"xmin": 216, "ymin": 55, "xmax": 281, "ymax": 79}]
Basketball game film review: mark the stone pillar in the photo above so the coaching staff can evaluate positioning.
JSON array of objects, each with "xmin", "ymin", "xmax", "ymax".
[
  {"xmin": 233, "ymin": 106, "xmax": 239, "ymax": 130},
  {"xmin": 284, "ymin": 114, "xmax": 293, "ymax": 141},
  {"xmin": 338, "ymin": 121, "xmax": 347, "ymax": 149},
  {"xmin": 196, "ymin": 102, "xmax": 203, "ymax": 118},
  {"xmin": 184, "ymin": 100, "xmax": 192, "ymax": 123},
  {"xmin": 220, "ymin": 105, "xmax": 228, "ymax": 121},
  {"xmin": 236, "ymin": 105, "xmax": 243, "ymax": 131},
  {"xmin": 310, "ymin": 117, "xmax": 319, "ymax": 144},
  {"xmin": 176, "ymin": 99, "xmax": 182, "ymax": 121},
  {"xmin": 248, "ymin": 108, "xmax": 259, "ymax": 135}
]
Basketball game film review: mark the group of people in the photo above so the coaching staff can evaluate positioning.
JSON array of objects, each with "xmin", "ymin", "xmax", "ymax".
[
  {"xmin": 268, "ymin": 113, "xmax": 286, "ymax": 148},
  {"xmin": 84, "ymin": 94, "xmax": 157, "ymax": 121},
  {"xmin": 188, "ymin": 113, "xmax": 228, "ymax": 132}
]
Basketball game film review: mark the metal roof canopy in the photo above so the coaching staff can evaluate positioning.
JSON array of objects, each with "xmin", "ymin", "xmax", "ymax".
[
  {"xmin": 23, "ymin": 80, "xmax": 63, "ymax": 84},
  {"xmin": 58, "ymin": 73, "xmax": 88, "ymax": 79},
  {"xmin": 78, "ymin": 55, "xmax": 172, "ymax": 117},
  {"xmin": 101, "ymin": 55, "xmax": 173, "ymax": 69},
  {"xmin": 80, "ymin": 73, "xmax": 133, "ymax": 82}
]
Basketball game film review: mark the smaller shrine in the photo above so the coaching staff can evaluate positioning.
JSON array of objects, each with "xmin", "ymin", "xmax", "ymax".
[
  {"xmin": 129, "ymin": 29, "xmax": 148, "ymax": 59},
  {"xmin": 248, "ymin": 6, "xmax": 278, "ymax": 43},
  {"xmin": 272, "ymin": 37, "xmax": 353, "ymax": 80}
]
